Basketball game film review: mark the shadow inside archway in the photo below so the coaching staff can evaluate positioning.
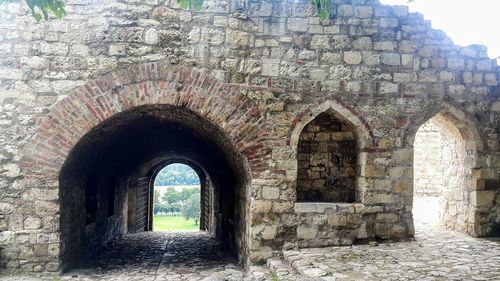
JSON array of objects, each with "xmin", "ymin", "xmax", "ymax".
[
  {"xmin": 66, "ymin": 232, "xmax": 238, "ymax": 278},
  {"xmin": 59, "ymin": 105, "xmax": 250, "ymax": 272}
]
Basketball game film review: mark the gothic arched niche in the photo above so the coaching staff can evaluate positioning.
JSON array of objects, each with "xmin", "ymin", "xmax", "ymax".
[{"xmin": 296, "ymin": 108, "xmax": 359, "ymax": 203}]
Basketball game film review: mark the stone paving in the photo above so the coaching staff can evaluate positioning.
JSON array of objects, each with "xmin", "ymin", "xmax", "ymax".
[
  {"xmin": 0, "ymin": 231, "xmax": 271, "ymax": 281},
  {"xmin": 271, "ymin": 197, "xmax": 500, "ymax": 280},
  {"xmin": 2, "ymin": 201, "xmax": 500, "ymax": 281},
  {"xmin": 274, "ymin": 222, "xmax": 500, "ymax": 280},
  {"xmin": 61, "ymin": 231, "xmax": 271, "ymax": 281}
]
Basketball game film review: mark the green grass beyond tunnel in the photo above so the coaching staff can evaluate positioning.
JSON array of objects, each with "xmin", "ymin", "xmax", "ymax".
[{"xmin": 153, "ymin": 215, "xmax": 199, "ymax": 231}]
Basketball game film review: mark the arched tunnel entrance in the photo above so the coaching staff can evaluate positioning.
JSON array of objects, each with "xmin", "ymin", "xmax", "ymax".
[
  {"xmin": 58, "ymin": 104, "xmax": 250, "ymax": 272},
  {"xmin": 150, "ymin": 161, "xmax": 209, "ymax": 232}
]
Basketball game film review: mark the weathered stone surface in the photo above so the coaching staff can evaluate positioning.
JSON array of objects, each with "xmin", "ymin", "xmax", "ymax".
[
  {"xmin": 0, "ymin": 0, "xmax": 498, "ymax": 275},
  {"xmin": 343, "ymin": 51, "xmax": 362, "ymax": 65},
  {"xmin": 310, "ymin": 35, "xmax": 329, "ymax": 50},
  {"xmin": 262, "ymin": 186, "xmax": 280, "ymax": 200},
  {"xmin": 287, "ymin": 18, "xmax": 308, "ymax": 32},
  {"xmin": 226, "ymin": 29, "xmax": 249, "ymax": 48},
  {"xmin": 297, "ymin": 225, "xmax": 318, "ymax": 240},
  {"xmin": 144, "ymin": 28, "xmax": 159, "ymax": 45},
  {"xmin": 381, "ymin": 53, "xmax": 401, "ymax": 65},
  {"xmin": 472, "ymin": 191, "xmax": 496, "ymax": 207},
  {"xmin": 278, "ymin": 218, "xmax": 500, "ymax": 281},
  {"xmin": 23, "ymin": 217, "xmax": 42, "ymax": 230}
]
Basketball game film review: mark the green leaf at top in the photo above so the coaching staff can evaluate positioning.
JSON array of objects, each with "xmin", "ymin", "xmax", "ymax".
[
  {"xmin": 319, "ymin": 10, "xmax": 329, "ymax": 20},
  {"xmin": 177, "ymin": 0, "xmax": 190, "ymax": 9}
]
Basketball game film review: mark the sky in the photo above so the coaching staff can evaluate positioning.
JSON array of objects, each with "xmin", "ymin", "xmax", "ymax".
[{"xmin": 380, "ymin": 0, "xmax": 500, "ymax": 60}]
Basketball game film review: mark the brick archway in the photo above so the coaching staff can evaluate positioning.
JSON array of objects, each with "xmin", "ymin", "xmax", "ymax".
[
  {"xmin": 20, "ymin": 62, "xmax": 272, "ymax": 271},
  {"xmin": 289, "ymin": 99, "xmax": 376, "ymax": 150},
  {"xmin": 22, "ymin": 63, "xmax": 271, "ymax": 181}
]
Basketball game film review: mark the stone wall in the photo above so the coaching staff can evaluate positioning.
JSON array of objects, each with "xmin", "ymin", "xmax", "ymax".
[
  {"xmin": 414, "ymin": 120, "xmax": 442, "ymax": 196},
  {"xmin": 297, "ymin": 110, "xmax": 357, "ymax": 202},
  {"xmin": 295, "ymin": 202, "xmax": 364, "ymax": 248},
  {"xmin": 0, "ymin": 0, "xmax": 498, "ymax": 273}
]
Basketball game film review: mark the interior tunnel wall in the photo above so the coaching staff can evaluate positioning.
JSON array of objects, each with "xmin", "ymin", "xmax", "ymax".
[{"xmin": 59, "ymin": 156, "xmax": 129, "ymax": 272}]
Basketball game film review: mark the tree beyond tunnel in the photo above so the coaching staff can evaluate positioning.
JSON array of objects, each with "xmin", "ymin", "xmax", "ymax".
[{"xmin": 153, "ymin": 163, "xmax": 202, "ymax": 231}]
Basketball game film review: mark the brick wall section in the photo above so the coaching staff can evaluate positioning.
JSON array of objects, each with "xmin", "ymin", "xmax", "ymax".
[
  {"xmin": 0, "ymin": 0, "xmax": 498, "ymax": 272},
  {"xmin": 22, "ymin": 64, "xmax": 272, "ymax": 182}
]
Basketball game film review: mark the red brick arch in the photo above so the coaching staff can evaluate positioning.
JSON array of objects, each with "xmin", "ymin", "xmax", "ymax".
[
  {"xmin": 22, "ymin": 62, "xmax": 272, "ymax": 181},
  {"xmin": 288, "ymin": 99, "xmax": 376, "ymax": 150}
]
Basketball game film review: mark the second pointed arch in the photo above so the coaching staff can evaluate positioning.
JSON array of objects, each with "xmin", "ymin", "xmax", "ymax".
[{"xmin": 289, "ymin": 99, "xmax": 375, "ymax": 151}]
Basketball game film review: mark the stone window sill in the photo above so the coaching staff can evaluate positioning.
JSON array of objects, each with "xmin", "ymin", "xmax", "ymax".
[{"xmin": 294, "ymin": 202, "xmax": 364, "ymax": 213}]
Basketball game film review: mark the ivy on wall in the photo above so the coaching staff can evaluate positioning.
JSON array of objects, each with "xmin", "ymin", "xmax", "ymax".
[
  {"xmin": 178, "ymin": 0, "xmax": 335, "ymax": 19},
  {"xmin": 309, "ymin": 0, "xmax": 332, "ymax": 20},
  {"xmin": 0, "ymin": 0, "xmax": 65, "ymax": 22},
  {"xmin": 176, "ymin": 0, "xmax": 203, "ymax": 11}
]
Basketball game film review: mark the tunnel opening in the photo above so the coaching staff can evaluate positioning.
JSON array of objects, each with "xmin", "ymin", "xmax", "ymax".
[
  {"xmin": 413, "ymin": 111, "xmax": 477, "ymax": 234},
  {"xmin": 151, "ymin": 163, "xmax": 203, "ymax": 232},
  {"xmin": 59, "ymin": 104, "xmax": 249, "ymax": 272}
]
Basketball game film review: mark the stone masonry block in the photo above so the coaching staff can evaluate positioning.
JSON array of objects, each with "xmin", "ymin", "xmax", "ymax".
[
  {"xmin": 343, "ymin": 51, "xmax": 362, "ymax": 64},
  {"xmin": 287, "ymin": 18, "xmax": 308, "ymax": 32},
  {"xmin": 262, "ymin": 186, "xmax": 280, "ymax": 200},
  {"xmin": 471, "ymin": 191, "xmax": 496, "ymax": 207},
  {"xmin": 381, "ymin": 53, "xmax": 401, "ymax": 65},
  {"xmin": 297, "ymin": 224, "xmax": 318, "ymax": 239}
]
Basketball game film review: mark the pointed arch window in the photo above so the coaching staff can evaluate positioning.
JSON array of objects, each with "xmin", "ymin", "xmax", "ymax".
[{"xmin": 296, "ymin": 109, "xmax": 358, "ymax": 203}]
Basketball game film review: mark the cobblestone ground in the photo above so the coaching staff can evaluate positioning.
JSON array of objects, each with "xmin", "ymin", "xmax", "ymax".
[
  {"xmin": 2, "ymin": 201, "xmax": 499, "ymax": 281},
  {"xmin": 0, "ymin": 231, "xmax": 271, "ymax": 281},
  {"xmin": 61, "ymin": 231, "xmax": 271, "ymax": 281},
  {"xmin": 275, "ymin": 224, "xmax": 500, "ymax": 280},
  {"xmin": 271, "ymin": 197, "xmax": 500, "ymax": 280}
]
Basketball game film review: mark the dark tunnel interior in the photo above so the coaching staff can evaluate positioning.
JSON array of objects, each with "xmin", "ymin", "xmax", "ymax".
[{"xmin": 58, "ymin": 105, "xmax": 249, "ymax": 271}]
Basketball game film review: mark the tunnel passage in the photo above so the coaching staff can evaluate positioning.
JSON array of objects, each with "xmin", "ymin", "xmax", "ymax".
[
  {"xmin": 149, "ymin": 161, "xmax": 211, "ymax": 232},
  {"xmin": 58, "ymin": 104, "xmax": 250, "ymax": 272}
]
